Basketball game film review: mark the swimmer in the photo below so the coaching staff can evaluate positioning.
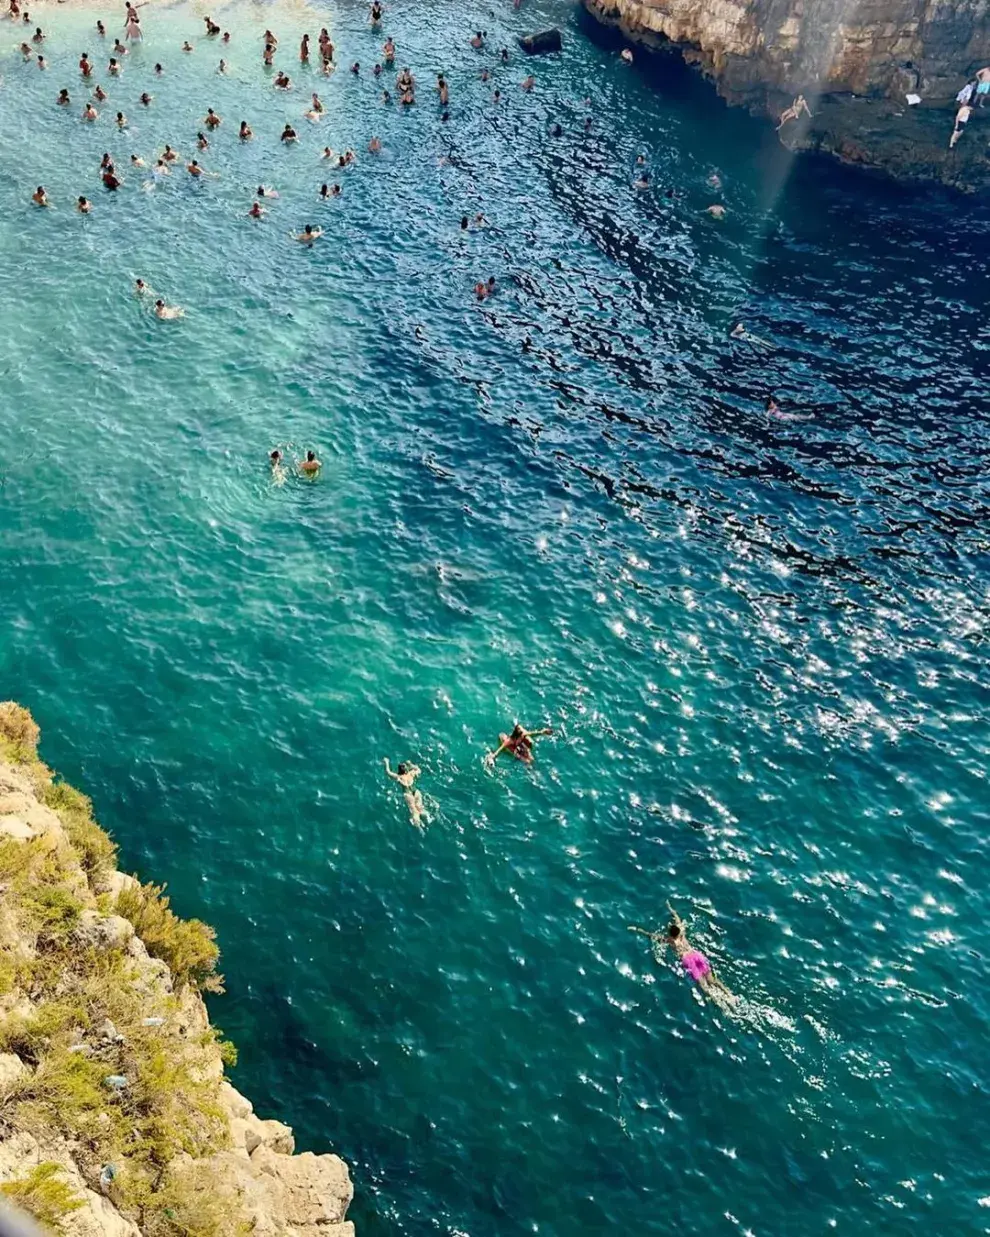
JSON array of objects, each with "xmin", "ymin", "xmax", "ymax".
[
  {"xmin": 153, "ymin": 158, "xmax": 170, "ymax": 175},
  {"xmin": 31, "ymin": 184, "xmax": 48, "ymax": 206},
  {"xmin": 257, "ymin": 184, "xmax": 279, "ymax": 197},
  {"xmin": 729, "ymin": 321, "xmax": 774, "ymax": 348},
  {"xmin": 470, "ymin": 30, "xmax": 484, "ymax": 49},
  {"xmin": 102, "ymin": 168, "xmax": 121, "ymax": 190},
  {"xmin": 280, "ymin": 123, "xmax": 298, "ymax": 142},
  {"xmin": 19, "ymin": 40, "xmax": 30, "ymax": 57},
  {"xmin": 486, "ymin": 275, "xmax": 496, "ymax": 295},
  {"xmin": 57, "ymin": 87, "xmax": 70, "ymax": 104},
  {"xmin": 239, "ymin": 120, "xmax": 253, "ymax": 140},
  {"xmin": 620, "ymin": 47, "xmax": 633, "ymax": 63},
  {"xmin": 635, "ymin": 153, "xmax": 646, "ymax": 166},
  {"xmin": 135, "ymin": 277, "xmax": 151, "ymax": 295},
  {"xmin": 320, "ymin": 145, "xmax": 335, "ymax": 159},
  {"xmin": 248, "ymin": 200, "xmax": 265, "ymax": 218},
  {"xmin": 480, "ymin": 68, "xmax": 489, "ymax": 82},
  {"xmin": 100, "ymin": 152, "xmax": 114, "ymax": 171},
  {"xmin": 521, "ymin": 74, "xmax": 535, "ymax": 91},
  {"xmin": 154, "ymin": 62, "xmax": 162, "ymax": 74},
  {"xmin": 36, "ymin": 53, "xmax": 45, "ymax": 69},
  {"xmin": 108, "ymin": 55, "xmax": 120, "ymax": 74},
  {"xmin": 329, "ymin": 183, "xmax": 341, "ymax": 196},
  {"xmin": 550, "ymin": 122, "xmax": 562, "ymax": 136},
  {"xmin": 263, "ymin": 42, "xmax": 275, "ymax": 66},
  {"xmin": 436, "ymin": 73, "xmax": 448, "ymax": 104},
  {"xmin": 485, "ymin": 722, "xmax": 553, "ymax": 766},
  {"xmin": 79, "ymin": 52, "xmax": 92, "ymax": 76},
  {"xmin": 299, "ymin": 32, "xmax": 309, "ymax": 62},
  {"xmin": 96, "ymin": 20, "xmax": 105, "ymax": 36},
  {"xmin": 350, "ymin": 61, "xmax": 359, "ymax": 74},
  {"xmin": 368, "ymin": 135, "xmax": 381, "ymax": 153},
  {"xmin": 401, "ymin": 88, "xmax": 415, "ymax": 106},
  {"xmin": 309, "ymin": 91, "xmax": 324, "ymax": 113},
  {"xmin": 203, "ymin": 15, "xmax": 219, "ymax": 35},
  {"xmin": 344, "ymin": 148, "xmax": 356, "ymax": 163},
  {"xmin": 373, "ymin": 62, "xmax": 382, "ymax": 77},
  {"xmin": 186, "ymin": 159, "xmax": 204, "ymax": 176},
  {"xmin": 262, "ymin": 29, "xmax": 278, "ymax": 49},
  {"xmin": 501, "ymin": 46, "xmax": 509, "ymax": 62},
  {"xmin": 182, "ymin": 41, "xmax": 193, "ymax": 52},
  {"xmin": 383, "ymin": 759, "xmax": 426, "ymax": 829},
  {"xmin": 370, "ymin": 0, "xmax": 383, "ymax": 24},
  {"xmin": 162, "ymin": 144, "xmax": 177, "ymax": 161},
  {"xmin": 197, "ymin": 131, "xmax": 209, "ymax": 150},
  {"xmin": 30, "ymin": 23, "xmax": 41, "ymax": 40},
  {"xmin": 634, "ymin": 171, "xmax": 650, "ymax": 189},
  {"xmin": 460, "ymin": 215, "xmax": 469, "ymax": 230},
  {"xmin": 218, "ymin": 58, "xmax": 227, "ymax": 73},
  {"xmin": 154, "ymin": 299, "xmax": 183, "ymax": 319},
  {"xmin": 319, "ymin": 182, "xmax": 330, "ymax": 198},
  {"xmin": 204, "ymin": 107, "xmax": 221, "ymax": 128},
  {"xmin": 116, "ymin": 110, "xmax": 127, "ymax": 128},
  {"xmin": 707, "ymin": 171, "xmax": 722, "ymax": 189},
  {"xmin": 94, "ymin": 84, "xmax": 108, "ymax": 101},
  {"xmin": 492, "ymin": 89, "xmax": 501, "ymax": 103},
  {"xmin": 222, "ymin": 31, "xmax": 230, "ymax": 43},
  {"xmin": 382, "ymin": 36, "xmax": 395, "ymax": 63},
  {"xmin": 766, "ymin": 394, "xmax": 781, "ymax": 417},
  {"xmin": 474, "ymin": 281, "xmax": 488, "ymax": 300},
  {"xmin": 130, "ymin": 153, "xmax": 145, "ymax": 166},
  {"xmin": 295, "ymin": 224, "xmax": 323, "ymax": 244},
  {"xmin": 139, "ymin": 91, "xmax": 152, "ymax": 105},
  {"xmin": 396, "ymin": 66, "xmax": 413, "ymax": 91},
  {"xmin": 82, "ymin": 101, "xmax": 98, "ymax": 120},
  {"xmin": 77, "ymin": 194, "xmax": 92, "ymax": 213},
  {"xmin": 269, "ymin": 449, "xmax": 286, "ymax": 481},
  {"xmin": 381, "ymin": 89, "xmax": 391, "ymax": 104},
  {"xmin": 629, "ymin": 905, "xmax": 736, "ymax": 1006},
  {"xmin": 112, "ymin": 38, "xmax": 127, "ymax": 56},
  {"xmin": 298, "ymin": 448, "xmax": 322, "ymax": 472},
  {"xmin": 706, "ymin": 204, "xmax": 726, "ymax": 218},
  {"xmin": 275, "ymin": 70, "xmax": 291, "ymax": 88}
]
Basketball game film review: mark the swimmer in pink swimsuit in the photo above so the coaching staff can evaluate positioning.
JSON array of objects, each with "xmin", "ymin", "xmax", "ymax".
[{"xmin": 630, "ymin": 905, "xmax": 736, "ymax": 1006}]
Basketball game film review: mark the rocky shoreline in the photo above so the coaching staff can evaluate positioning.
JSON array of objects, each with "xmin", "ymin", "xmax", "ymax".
[
  {"xmin": 582, "ymin": 0, "xmax": 990, "ymax": 191},
  {"xmin": 0, "ymin": 703, "xmax": 354, "ymax": 1237}
]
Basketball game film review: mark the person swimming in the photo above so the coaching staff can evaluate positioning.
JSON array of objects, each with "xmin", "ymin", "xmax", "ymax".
[
  {"xmin": 154, "ymin": 298, "xmax": 183, "ymax": 319},
  {"xmin": 79, "ymin": 52, "xmax": 92, "ymax": 76},
  {"xmin": 57, "ymin": 87, "xmax": 70, "ymax": 104},
  {"xmin": 197, "ymin": 131, "xmax": 209, "ymax": 150},
  {"xmin": 130, "ymin": 154, "xmax": 145, "ymax": 166},
  {"xmin": 299, "ymin": 448, "xmax": 321, "ymax": 470},
  {"xmin": 31, "ymin": 184, "xmax": 48, "ymax": 206},
  {"xmin": 248, "ymin": 200, "xmax": 265, "ymax": 218},
  {"xmin": 239, "ymin": 120, "xmax": 253, "ymax": 140},
  {"xmin": 485, "ymin": 722, "xmax": 553, "ymax": 766},
  {"xmin": 269, "ymin": 448, "xmax": 286, "ymax": 483},
  {"xmin": 629, "ymin": 906, "xmax": 737, "ymax": 1006},
  {"xmin": 295, "ymin": 224, "xmax": 323, "ymax": 245},
  {"xmin": 281, "ymin": 123, "xmax": 298, "ymax": 142},
  {"xmin": 82, "ymin": 101, "xmax": 98, "ymax": 120},
  {"xmin": 77, "ymin": 195, "xmax": 92, "ymax": 213},
  {"xmin": 368, "ymin": 135, "xmax": 382, "ymax": 153},
  {"xmin": 204, "ymin": 107, "xmax": 221, "ymax": 128},
  {"xmin": 383, "ymin": 758, "xmax": 427, "ymax": 828},
  {"xmin": 275, "ymin": 70, "xmax": 291, "ymax": 88}
]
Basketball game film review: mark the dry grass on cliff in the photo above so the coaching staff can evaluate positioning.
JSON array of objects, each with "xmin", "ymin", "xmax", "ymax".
[{"xmin": 0, "ymin": 704, "xmax": 243, "ymax": 1236}]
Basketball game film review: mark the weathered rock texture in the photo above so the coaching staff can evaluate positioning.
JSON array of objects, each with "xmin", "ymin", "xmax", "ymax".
[
  {"xmin": 584, "ymin": 0, "xmax": 990, "ymax": 187},
  {"xmin": 0, "ymin": 703, "xmax": 354, "ymax": 1237}
]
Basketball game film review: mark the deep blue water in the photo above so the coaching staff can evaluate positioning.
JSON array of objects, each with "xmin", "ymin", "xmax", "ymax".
[{"xmin": 2, "ymin": 2, "xmax": 990, "ymax": 1235}]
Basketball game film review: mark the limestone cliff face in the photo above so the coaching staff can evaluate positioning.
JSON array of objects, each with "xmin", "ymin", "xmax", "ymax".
[
  {"xmin": 585, "ymin": 0, "xmax": 990, "ymax": 101},
  {"xmin": 0, "ymin": 703, "xmax": 355, "ymax": 1237},
  {"xmin": 584, "ymin": 0, "xmax": 990, "ymax": 186}
]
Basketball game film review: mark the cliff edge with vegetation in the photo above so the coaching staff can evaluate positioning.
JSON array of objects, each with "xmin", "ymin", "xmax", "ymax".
[
  {"xmin": 583, "ymin": 0, "xmax": 990, "ymax": 189},
  {"xmin": 0, "ymin": 703, "xmax": 354, "ymax": 1237}
]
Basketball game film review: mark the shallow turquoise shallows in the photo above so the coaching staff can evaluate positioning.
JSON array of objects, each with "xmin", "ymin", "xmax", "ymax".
[{"xmin": 2, "ymin": 1, "xmax": 990, "ymax": 1233}]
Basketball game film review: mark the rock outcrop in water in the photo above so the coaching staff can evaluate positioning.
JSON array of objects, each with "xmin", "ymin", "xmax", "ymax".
[
  {"xmin": 0, "ymin": 703, "xmax": 354, "ymax": 1237},
  {"xmin": 583, "ymin": 0, "xmax": 990, "ymax": 189}
]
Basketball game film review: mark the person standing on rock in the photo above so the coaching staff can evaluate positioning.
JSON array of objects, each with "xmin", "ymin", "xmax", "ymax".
[
  {"xmin": 975, "ymin": 66, "xmax": 990, "ymax": 107},
  {"xmin": 950, "ymin": 101, "xmax": 972, "ymax": 148}
]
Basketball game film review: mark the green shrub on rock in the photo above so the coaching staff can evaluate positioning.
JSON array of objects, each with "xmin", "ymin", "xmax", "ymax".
[
  {"xmin": 0, "ymin": 1162, "xmax": 83, "ymax": 1232},
  {"xmin": 115, "ymin": 883, "xmax": 223, "ymax": 994}
]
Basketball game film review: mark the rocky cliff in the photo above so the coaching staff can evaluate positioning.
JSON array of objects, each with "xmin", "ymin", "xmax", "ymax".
[
  {"xmin": 583, "ymin": 0, "xmax": 990, "ymax": 188},
  {"xmin": 0, "ymin": 703, "xmax": 354, "ymax": 1237}
]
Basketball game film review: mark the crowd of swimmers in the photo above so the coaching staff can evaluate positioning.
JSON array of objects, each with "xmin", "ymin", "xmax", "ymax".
[{"xmin": 19, "ymin": 3, "xmax": 751, "ymax": 1008}]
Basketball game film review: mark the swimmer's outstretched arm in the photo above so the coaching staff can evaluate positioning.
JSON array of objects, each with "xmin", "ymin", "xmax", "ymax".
[
  {"xmin": 485, "ymin": 738, "xmax": 511, "ymax": 764},
  {"xmin": 628, "ymin": 924, "xmax": 665, "ymax": 944},
  {"xmin": 383, "ymin": 757, "xmax": 400, "ymax": 781},
  {"xmin": 523, "ymin": 726, "xmax": 553, "ymax": 738}
]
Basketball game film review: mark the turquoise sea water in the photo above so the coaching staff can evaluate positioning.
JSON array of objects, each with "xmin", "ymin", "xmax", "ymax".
[{"xmin": 3, "ymin": 1, "xmax": 990, "ymax": 1233}]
